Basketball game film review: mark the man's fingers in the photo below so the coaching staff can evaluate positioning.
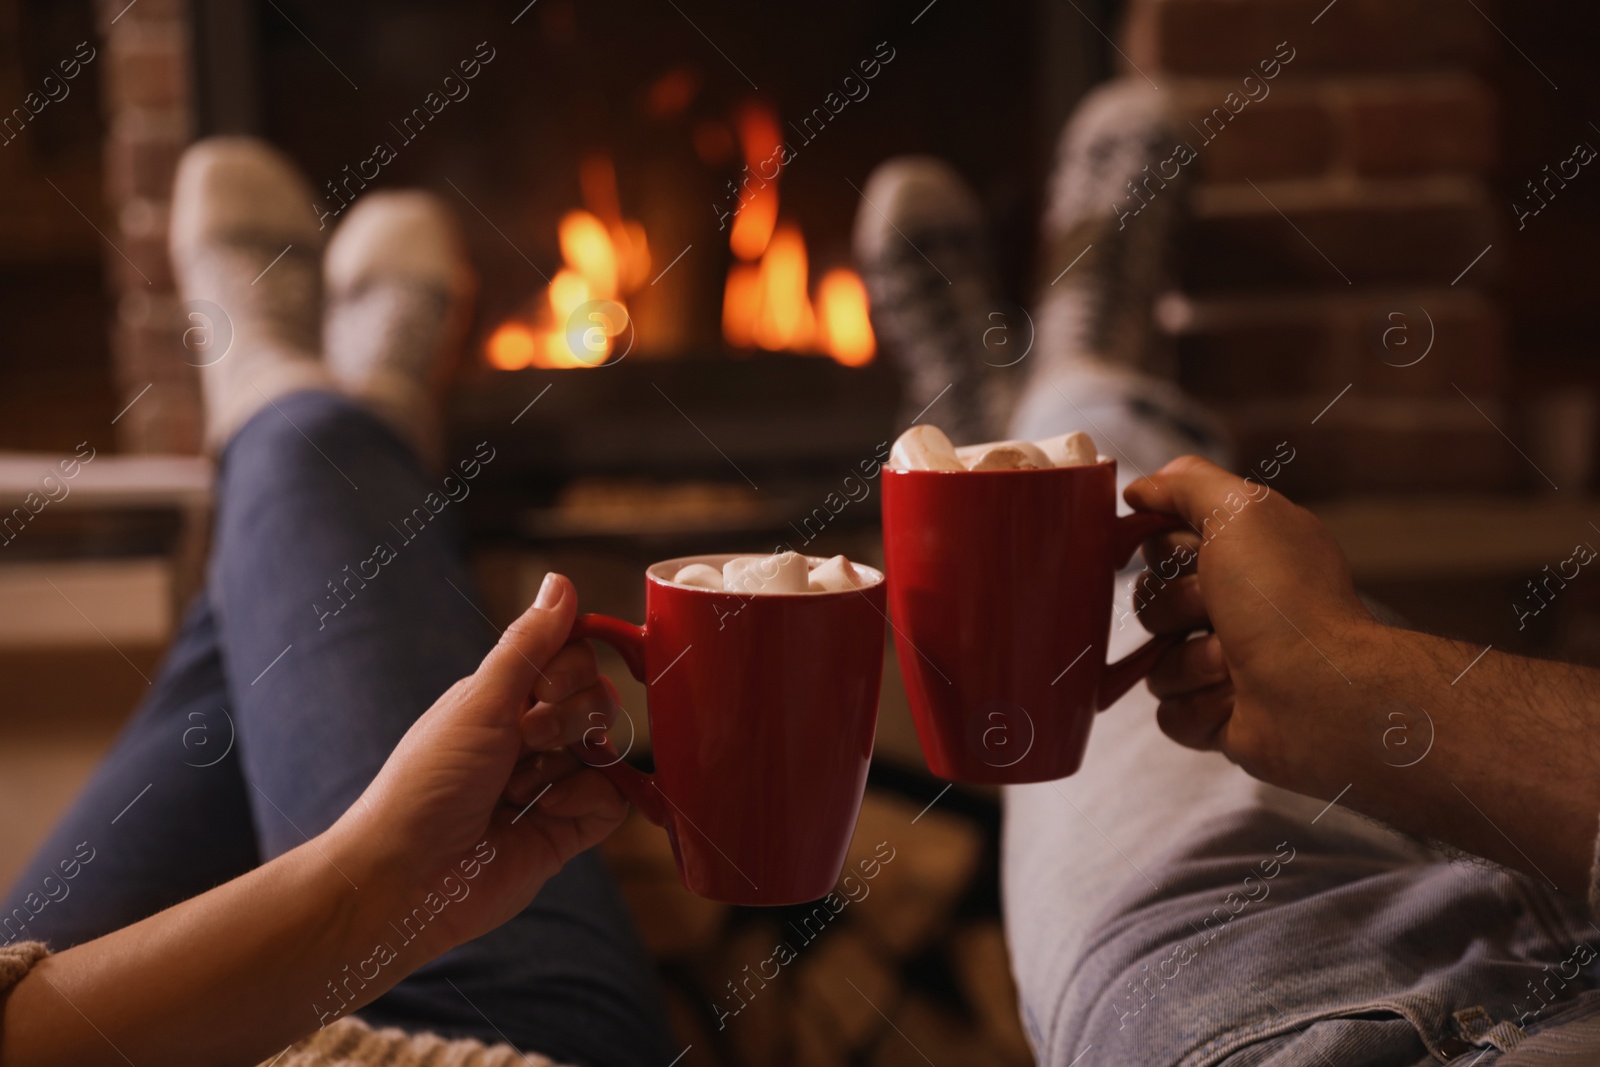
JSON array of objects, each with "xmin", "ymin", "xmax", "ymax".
[
  {"xmin": 1141, "ymin": 530, "xmax": 1202, "ymax": 577},
  {"xmin": 1134, "ymin": 573, "xmax": 1209, "ymax": 636},
  {"xmin": 477, "ymin": 573, "xmax": 578, "ymax": 703},
  {"xmin": 1155, "ymin": 681, "xmax": 1235, "ymax": 751},
  {"xmin": 1147, "ymin": 633, "xmax": 1227, "ymax": 698},
  {"xmin": 1126, "ymin": 456, "xmax": 1257, "ymax": 533}
]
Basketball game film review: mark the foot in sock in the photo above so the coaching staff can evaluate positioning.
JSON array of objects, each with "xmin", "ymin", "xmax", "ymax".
[
  {"xmin": 323, "ymin": 191, "xmax": 476, "ymax": 467},
  {"xmin": 1031, "ymin": 78, "xmax": 1189, "ymax": 383},
  {"xmin": 1014, "ymin": 78, "xmax": 1229, "ymax": 460},
  {"xmin": 852, "ymin": 157, "xmax": 1017, "ymax": 446},
  {"xmin": 170, "ymin": 138, "xmax": 336, "ymax": 451}
]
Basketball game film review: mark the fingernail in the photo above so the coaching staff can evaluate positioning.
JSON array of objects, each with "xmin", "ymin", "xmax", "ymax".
[
  {"xmin": 534, "ymin": 572, "xmax": 564, "ymax": 610},
  {"xmin": 1201, "ymin": 634, "xmax": 1225, "ymax": 673}
]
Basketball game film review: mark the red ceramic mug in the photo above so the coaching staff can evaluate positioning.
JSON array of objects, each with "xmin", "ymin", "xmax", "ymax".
[
  {"xmin": 881, "ymin": 458, "xmax": 1187, "ymax": 784},
  {"xmin": 570, "ymin": 554, "xmax": 887, "ymax": 906}
]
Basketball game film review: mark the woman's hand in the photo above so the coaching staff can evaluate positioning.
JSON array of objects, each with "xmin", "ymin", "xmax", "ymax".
[
  {"xmin": 3, "ymin": 573, "xmax": 631, "ymax": 1067},
  {"xmin": 327, "ymin": 571, "xmax": 627, "ymax": 955}
]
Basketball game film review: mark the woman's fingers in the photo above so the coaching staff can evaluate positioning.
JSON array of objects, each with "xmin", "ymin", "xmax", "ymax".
[
  {"xmin": 532, "ymin": 641, "xmax": 599, "ymax": 706},
  {"xmin": 535, "ymin": 767, "xmax": 627, "ymax": 822},
  {"xmin": 475, "ymin": 573, "xmax": 577, "ymax": 706},
  {"xmin": 1147, "ymin": 632, "xmax": 1228, "ymax": 698},
  {"xmin": 504, "ymin": 750, "xmax": 579, "ymax": 807},
  {"xmin": 519, "ymin": 676, "xmax": 618, "ymax": 751}
]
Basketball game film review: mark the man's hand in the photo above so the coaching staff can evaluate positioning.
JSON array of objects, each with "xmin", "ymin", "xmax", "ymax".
[
  {"xmin": 1124, "ymin": 456, "xmax": 1377, "ymax": 791},
  {"xmin": 1123, "ymin": 455, "xmax": 1600, "ymax": 895}
]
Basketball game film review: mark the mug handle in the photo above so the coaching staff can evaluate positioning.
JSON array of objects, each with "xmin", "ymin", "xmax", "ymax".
[
  {"xmin": 565, "ymin": 613, "xmax": 669, "ymax": 826},
  {"xmin": 1096, "ymin": 509, "xmax": 1194, "ymax": 711}
]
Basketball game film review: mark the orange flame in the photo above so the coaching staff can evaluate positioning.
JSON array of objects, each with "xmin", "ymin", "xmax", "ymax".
[
  {"xmin": 486, "ymin": 322, "xmax": 538, "ymax": 370},
  {"xmin": 722, "ymin": 263, "xmax": 760, "ymax": 349},
  {"xmin": 487, "ymin": 124, "xmax": 875, "ymax": 370},
  {"xmin": 728, "ymin": 103, "xmax": 783, "ymax": 261},
  {"xmin": 717, "ymin": 101, "xmax": 873, "ymax": 364},
  {"xmin": 816, "ymin": 269, "xmax": 876, "ymax": 366},
  {"xmin": 752, "ymin": 224, "xmax": 814, "ymax": 350},
  {"xmin": 484, "ymin": 155, "xmax": 649, "ymax": 370}
]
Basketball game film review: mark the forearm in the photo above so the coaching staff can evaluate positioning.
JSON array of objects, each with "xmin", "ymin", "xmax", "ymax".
[
  {"xmin": 1, "ymin": 828, "xmax": 430, "ymax": 1067},
  {"xmin": 1306, "ymin": 622, "xmax": 1600, "ymax": 894}
]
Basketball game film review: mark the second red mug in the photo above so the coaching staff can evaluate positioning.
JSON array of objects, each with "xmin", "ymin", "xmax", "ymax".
[
  {"xmin": 571, "ymin": 553, "xmax": 887, "ymax": 905},
  {"xmin": 881, "ymin": 458, "xmax": 1186, "ymax": 784}
]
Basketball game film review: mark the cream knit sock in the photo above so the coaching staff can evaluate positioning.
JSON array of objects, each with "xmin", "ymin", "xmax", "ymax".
[
  {"xmin": 322, "ymin": 190, "xmax": 476, "ymax": 466},
  {"xmin": 170, "ymin": 137, "xmax": 336, "ymax": 451}
]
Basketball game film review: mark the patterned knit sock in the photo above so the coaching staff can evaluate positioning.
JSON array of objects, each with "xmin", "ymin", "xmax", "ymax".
[
  {"xmin": 322, "ymin": 191, "xmax": 476, "ymax": 467},
  {"xmin": 169, "ymin": 137, "xmax": 335, "ymax": 451},
  {"xmin": 852, "ymin": 156, "xmax": 1018, "ymax": 446},
  {"xmin": 1030, "ymin": 78, "xmax": 1191, "ymax": 385}
]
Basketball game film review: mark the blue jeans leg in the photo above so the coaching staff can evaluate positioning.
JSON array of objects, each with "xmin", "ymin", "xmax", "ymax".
[
  {"xmin": 7, "ymin": 391, "xmax": 672, "ymax": 1065},
  {"xmin": 0, "ymin": 595, "xmax": 257, "ymax": 950}
]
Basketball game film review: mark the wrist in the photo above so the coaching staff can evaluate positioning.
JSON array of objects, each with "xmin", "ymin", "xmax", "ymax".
[
  {"xmin": 312, "ymin": 822, "xmax": 451, "ymax": 995},
  {"xmin": 320, "ymin": 810, "xmax": 487, "ymax": 963},
  {"xmin": 1244, "ymin": 616, "xmax": 1402, "ymax": 798}
]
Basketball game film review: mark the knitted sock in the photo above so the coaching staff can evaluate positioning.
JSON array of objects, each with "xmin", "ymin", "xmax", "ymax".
[
  {"xmin": 852, "ymin": 156, "xmax": 1017, "ymax": 446},
  {"xmin": 1030, "ymin": 78, "xmax": 1191, "ymax": 384},
  {"xmin": 169, "ymin": 137, "xmax": 335, "ymax": 451},
  {"xmin": 322, "ymin": 191, "xmax": 476, "ymax": 467}
]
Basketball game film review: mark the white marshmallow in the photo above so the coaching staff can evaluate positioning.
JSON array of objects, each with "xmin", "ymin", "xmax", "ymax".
[
  {"xmin": 889, "ymin": 424, "xmax": 964, "ymax": 471},
  {"xmin": 671, "ymin": 563, "xmax": 724, "ymax": 590},
  {"xmin": 956, "ymin": 440, "xmax": 1052, "ymax": 471},
  {"xmin": 807, "ymin": 554, "xmax": 867, "ymax": 592},
  {"xmin": 723, "ymin": 551, "xmax": 809, "ymax": 594},
  {"xmin": 1035, "ymin": 431, "xmax": 1098, "ymax": 467}
]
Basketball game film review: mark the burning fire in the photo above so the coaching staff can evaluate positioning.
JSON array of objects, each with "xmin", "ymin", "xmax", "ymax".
[
  {"xmin": 486, "ymin": 156, "xmax": 649, "ymax": 370},
  {"xmin": 719, "ymin": 103, "xmax": 875, "ymax": 366},
  {"xmin": 485, "ymin": 107, "xmax": 874, "ymax": 370}
]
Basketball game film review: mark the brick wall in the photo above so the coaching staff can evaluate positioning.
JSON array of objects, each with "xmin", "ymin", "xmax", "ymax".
[
  {"xmin": 1124, "ymin": 0, "xmax": 1514, "ymax": 496},
  {"xmin": 96, "ymin": 0, "xmax": 200, "ymax": 453}
]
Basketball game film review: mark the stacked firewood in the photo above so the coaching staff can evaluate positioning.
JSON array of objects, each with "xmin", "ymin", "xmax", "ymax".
[{"xmin": 600, "ymin": 787, "xmax": 1034, "ymax": 1067}]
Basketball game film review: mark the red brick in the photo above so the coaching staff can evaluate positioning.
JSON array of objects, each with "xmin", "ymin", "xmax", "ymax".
[
  {"xmin": 1340, "ymin": 75, "xmax": 1497, "ymax": 175},
  {"xmin": 1175, "ymin": 315, "xmax": 1329, "ymax": 400},
  {"xmin": 105, "ymin": 124, "xmax": 184, "ymax": 202},
  {"xmin": 114, "ymin": 381, "xmax": 202, "ymax": 454},
  {"xmin": 111, "ymin": 331, "xmax": 192, "ymax": 387},
  {"xmin": 1168, "ymin": 290, "xmax": 1504, "ymax": 400},
  {"xmin": 1174, "ymin": 82, "xmax": 1333, "ymax": 181},
  {"xmin": 111, "ymin": 197, "xmax": 174, "ymax": 290},
  {"xmin": 109, "ymin": 232, "xmax": 174, "ymax": 291},
  {"xmin": 104, "ymin": 25, "xmax": 189, "ymax": 111},
  {"xmin": 1221, "ymin": 397, "xmax": 1517, "ymax": 497},
  {"xmin": 1351, "ymin": 295, "xmax": 1505, "ymax": 395},
  {"xmin": 97, "ymin": 0, "xmax": 188, "ymax": 32},
  {"xmin": 1180, "ymin": 176, "xmax": 1497, "ymax": 292},
  {"xmin": 1122, "ymin": 0, "xmax": 1495, "ymax": 78}
]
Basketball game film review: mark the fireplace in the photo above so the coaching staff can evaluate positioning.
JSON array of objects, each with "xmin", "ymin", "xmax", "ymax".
[{"xmin": 170, "ymin": 0, "xmax": 1102, "ymax": 526}]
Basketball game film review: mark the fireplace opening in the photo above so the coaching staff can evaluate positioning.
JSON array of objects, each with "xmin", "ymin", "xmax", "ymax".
[{"xmin": 187, "ymin": 0, "xmax": 1093, "ymax": 540}]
